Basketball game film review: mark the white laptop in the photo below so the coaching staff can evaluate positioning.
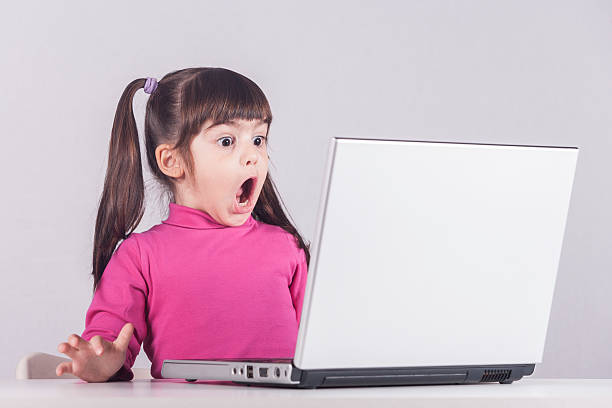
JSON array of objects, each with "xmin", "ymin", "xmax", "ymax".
[{"xmin": 161, "ymin": 137, "xmax": 579, "ymax": 388}]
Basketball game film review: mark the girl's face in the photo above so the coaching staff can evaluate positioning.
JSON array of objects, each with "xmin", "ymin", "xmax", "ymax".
[{"xmin": 181, "ymin": 118, "xmax": 269, "ymax": 226}]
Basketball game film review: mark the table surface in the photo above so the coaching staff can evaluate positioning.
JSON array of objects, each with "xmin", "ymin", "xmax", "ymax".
[{"xmin": 2, "ymin": 378, "xmax": 612, "ymax": 408}]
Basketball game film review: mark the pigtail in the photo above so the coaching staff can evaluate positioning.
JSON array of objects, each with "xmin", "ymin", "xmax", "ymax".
[
  {"xmin": 91, "ymin": 79, "xmax": 147, "ymax": 293},
  {"xmin": 254, "ymin": 175, "xmax": 311, "ymax": 268}
]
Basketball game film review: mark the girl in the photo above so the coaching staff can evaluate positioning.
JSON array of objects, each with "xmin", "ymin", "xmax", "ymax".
[{"xmin": 55, "ymin": 67, "xmax": 310, "ymax": 382}]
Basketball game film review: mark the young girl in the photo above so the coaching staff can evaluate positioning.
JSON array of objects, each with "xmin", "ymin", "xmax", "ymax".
[{"xmin": 55, "ymin": 67, "xmax": 310, "ymax": 382}]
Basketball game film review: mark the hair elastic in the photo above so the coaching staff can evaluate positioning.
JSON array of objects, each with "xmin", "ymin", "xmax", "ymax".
[{"xmin": 144, "ymin": 77, "xmax": 158, "ymax": 94}]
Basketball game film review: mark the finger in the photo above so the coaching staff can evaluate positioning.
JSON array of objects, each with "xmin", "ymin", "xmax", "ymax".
[
  {"xmin": 56, "ymin": 361, "xmax": 73, "ymax": 377},
  {"xmin": 57, "ymin": 342, "xmax": 78, "ymax": 359},
  {"xmin": 90, "ymin": 335, "xmax": 106, "ymax": 356},
  {"xmin": 67, "ymin": 333, "xmax": 88, "ymax": 350},
  {"xmin": 113, "ymin": 323, "xmax": 134, "ymax": 350}
]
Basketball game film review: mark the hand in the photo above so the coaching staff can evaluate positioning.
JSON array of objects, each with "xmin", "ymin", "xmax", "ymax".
[{"xmin": 55, "ymin": 322, "xmax": 134, "ymax": 383}]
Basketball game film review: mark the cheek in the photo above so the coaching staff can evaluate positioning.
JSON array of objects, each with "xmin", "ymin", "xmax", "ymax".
[
  {"xmin": 197, "ymin": 165, "xmax": 234, "ymax": 195},
  {"xmin": 191, "ymin": 151, "xmax": 234, "ymax": 195},
  {"xmin": 259, "ymin": 161, "xmax": 269, "ymax": 190},
  {"xmin": 261, "ymin": 152, "xmax": 269, "ymax": 170}
]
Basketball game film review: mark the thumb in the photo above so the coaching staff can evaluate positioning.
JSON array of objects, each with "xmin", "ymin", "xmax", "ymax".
[{"xmin": 113, "ymin": 322, "xmax": 134, "ymax": 351}]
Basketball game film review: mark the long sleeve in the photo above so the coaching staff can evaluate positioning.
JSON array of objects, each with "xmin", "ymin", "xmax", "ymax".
[
  {"xmin": 289, "ymin": 247, "xmax": 308, "ymax": 325},
  {"xmin": 80, "ymin": 234, "xmax": 149, "ymax": 381}
]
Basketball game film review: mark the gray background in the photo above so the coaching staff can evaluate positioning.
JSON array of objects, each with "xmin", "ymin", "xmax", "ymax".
[{"xmin": 1, "ymin": 0, "xmax": 610, "ymax": 379}]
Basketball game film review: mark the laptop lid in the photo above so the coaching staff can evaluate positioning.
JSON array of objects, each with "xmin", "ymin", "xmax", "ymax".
[{"xmin": 294, "ymin": 137, "xmax": 578, "ymax": 370}]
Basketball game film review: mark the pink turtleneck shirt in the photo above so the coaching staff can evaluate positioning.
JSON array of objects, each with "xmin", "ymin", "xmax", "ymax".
[{"xmin": 80, "ymin": 203, "xmax": 309, "ymax": 381}]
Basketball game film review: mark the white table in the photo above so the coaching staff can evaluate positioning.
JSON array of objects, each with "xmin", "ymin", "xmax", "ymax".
[{"xmin": 1, "ymin": 378, "xmax": 611, "ymax": 407}]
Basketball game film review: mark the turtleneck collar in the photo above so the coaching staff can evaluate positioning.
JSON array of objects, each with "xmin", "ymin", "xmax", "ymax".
[{"xmin": 162, "ymin": 202, "xmax": 256, "ymax": 230}]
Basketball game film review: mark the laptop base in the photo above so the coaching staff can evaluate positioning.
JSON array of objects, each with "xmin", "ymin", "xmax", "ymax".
[{"xmin": 165, "ymin": 359, "xmax": 535, "ymax": 389}]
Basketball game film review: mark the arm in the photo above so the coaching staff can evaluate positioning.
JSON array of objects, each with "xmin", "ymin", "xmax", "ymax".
[
  {"xmin": 289, "ymin": 247, "xmax": 308, "ymax": 325},
  {"xmin": 58, "ymin": 234, "xmax": 149, "ymax": 382}
]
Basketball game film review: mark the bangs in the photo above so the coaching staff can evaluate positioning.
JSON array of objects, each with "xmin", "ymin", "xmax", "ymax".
[{"xmin": 181, "ymin": 68, "xmax": 272, "ymax": 137}]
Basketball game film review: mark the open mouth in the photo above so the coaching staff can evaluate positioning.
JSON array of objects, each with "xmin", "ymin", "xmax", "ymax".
[{"xmin": 235, "ymin": 176, "xmax": 257, "ymax": 207}]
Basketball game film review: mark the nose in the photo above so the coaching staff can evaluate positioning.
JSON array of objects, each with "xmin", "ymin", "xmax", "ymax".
[{"xmin": 241, "ymin": 145, "xmax": 258, "ymax": 167}]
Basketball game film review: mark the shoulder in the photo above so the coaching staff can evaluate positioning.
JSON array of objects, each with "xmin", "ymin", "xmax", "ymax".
[
  {"xmin": 116, "ymin": 232, "xmax": 141, "ymax": 254},
  {"xmin": 125, "ymin": 223, "xmax": 166, "ymax": 252},
  {"xmin": 254, "ymin": 220, "xmax": 302, "ymax": 256},
  {"xmin": 114, "ymin": 227, "xmax": 161, "ymax": 270},
  {"xmin": 264, "ymin": 223, "xmax": 307, "ymax": 265},
  {"xmin": 109, "ymin": 233, "xmax": 143, "ymax": 268},
  {"xmin": 257, "ymin": 221, "xmax": 292, "ymax": 243}
]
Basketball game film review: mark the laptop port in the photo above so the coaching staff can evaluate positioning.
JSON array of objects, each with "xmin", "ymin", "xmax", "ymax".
[
  {"xmin": 258, "ymin": 367, "xmax": 268, "ymax": 377},
  {"xmin": 246, "ymin": 365, "xmax": 254, "ymax": 379},
  {"xmin": 274, "ymin": 367, "xmax": 281, "ymax": 377}
]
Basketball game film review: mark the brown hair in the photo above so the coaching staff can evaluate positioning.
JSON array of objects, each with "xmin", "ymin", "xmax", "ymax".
[{"xmin": 92, "ymin": 67, "xmax": 310, "ymax": 292}]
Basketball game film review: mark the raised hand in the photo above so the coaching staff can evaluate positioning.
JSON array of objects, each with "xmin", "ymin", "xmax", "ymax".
[{"xmin": 55, "ymin": 322, "xmax": 134, "ymax": 382}]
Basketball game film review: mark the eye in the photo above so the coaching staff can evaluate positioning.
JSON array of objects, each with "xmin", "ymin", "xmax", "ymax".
[
  {"xmin": 216, "ymin": 135, "xmax": 267, "ymax": 148},
  {"xmin": 254, "ymin": 136, "xmax": 267, "ymax": 147},
  {"xmin": 217, "ymin": 136, "xmax": 233, "ymax": 147}
]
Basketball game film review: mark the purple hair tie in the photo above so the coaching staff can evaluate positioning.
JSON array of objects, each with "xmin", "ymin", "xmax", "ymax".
[{"xmin": 144, "ymin": 77, "xmax": 158, "ymax": 94}]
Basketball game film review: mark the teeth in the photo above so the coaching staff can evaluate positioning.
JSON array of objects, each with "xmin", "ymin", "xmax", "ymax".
[{"xmin": 238, "ymin": 198, "xmax": 249, "ymax": 207}]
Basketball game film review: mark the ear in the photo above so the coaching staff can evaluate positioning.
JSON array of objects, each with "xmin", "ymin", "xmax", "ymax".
[{"xmin": 155, "ymin": 144, "xmax": 185, "ymax": 179}]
